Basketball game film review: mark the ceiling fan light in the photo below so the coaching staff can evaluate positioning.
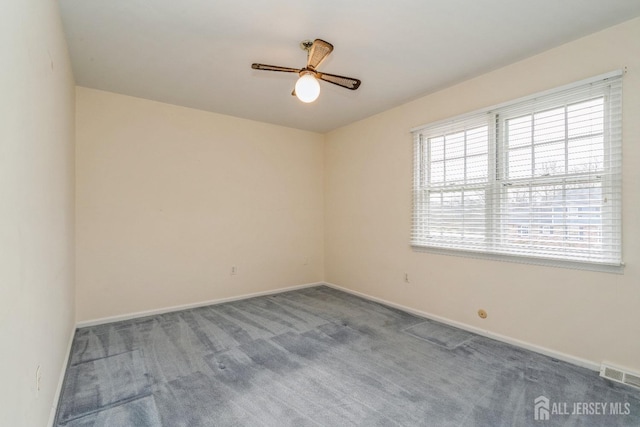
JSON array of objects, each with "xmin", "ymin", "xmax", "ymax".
[{"xmin": 295, "ymin": 74, "xmax": 320, "ymax": 103}]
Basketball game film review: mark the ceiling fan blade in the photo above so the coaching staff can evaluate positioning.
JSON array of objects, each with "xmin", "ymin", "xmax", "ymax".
[
  {"xmin": 307, "ymin": 39, "xmax": 333, "ymax": 70},
  {"xmin": 251, "ymin": 63, "xmax": 301, "ymax": 73},
  {"xmin": 317, "ymin": 72, "xmax": 361, "ymax": 90}
]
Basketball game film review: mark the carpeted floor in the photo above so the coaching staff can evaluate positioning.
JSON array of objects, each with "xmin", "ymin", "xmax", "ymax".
[{"xmin": 54, "ymin": 285, "xmax": 640, "ymax": 426}]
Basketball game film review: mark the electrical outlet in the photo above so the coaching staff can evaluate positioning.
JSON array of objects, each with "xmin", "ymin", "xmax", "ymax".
[{"xmin": 231, "ymin": 266, "xmax": 237, "ymax": 275}]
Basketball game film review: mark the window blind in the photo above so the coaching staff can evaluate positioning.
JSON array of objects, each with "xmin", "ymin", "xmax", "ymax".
[{"xmin": 411, "ymin": 72, "xmax": 623, "ymax": 268}]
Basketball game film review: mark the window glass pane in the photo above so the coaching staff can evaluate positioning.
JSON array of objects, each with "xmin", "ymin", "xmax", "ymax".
[
  {"xmin": 466, "ymin": 154, "xmax": 488, "ymax": 183},
  {"xmin": 507, "ymin": 147, "xmax": 532, "ymax": 179},
  {"xmin": 529, "ymin": 184, "xmax": 562, "ymax": 231},
  {"xmin": 507, "ymin": 115, "xmax": 531, "ymax": 148},
  {"xmin": 430, "ymin": 136, "xmax": 444, "ymax": 161},
  {"xmin": 503, "ymin": 187, "xmax": 532, "ymax": 247},
  {"xmin": 568, "ymin": 135, "xmax": 604, "ymax": 173},
  {"xmin": 430, "ymin": 161, "xmax": 444, "ymax": 184},
  {"xmin": 504, "ymin": 187, "xmax": 531, "ymax": 221},
  {"xmin": 568, "ymin": 97, "xmax": 603, "ymax": 138},
  {"xmin": 428, "ymin": 192, "xmax": 442, "ymax": 237},
  {"xmin": 534, "ymin": 107, "xmax": 565, "ymax": 143},
  {"xmin": 445, "ymin": 132, "xmax": 465, "ymax": 159},
  {"xmin": 529, "ymin": 185, "xmax": 565, "ymax": 252},
  {"xmin": 446, "ymin": 157, "xmax": 464, "ymax": 183},
  {"xmin": 441, "ymin": 191, "xmax": 463, "ymax": 239},
  {"xmin": 534, "ymin": 141, "xmax": 565, "ymax": 176},
  {"xmin": 564, "ymin": 183, "xmax": 603, "ymax": 253},
  {"xmin": 464, "ymin": 190, "xmax": 486, "ymax": 241},
  {"xmin": 502, "ymin": 183, "xmax": 604, "ymax": 256},
  {"xmin": 467, "ymin": 126, "xmax": 489, "ymax": 155}
]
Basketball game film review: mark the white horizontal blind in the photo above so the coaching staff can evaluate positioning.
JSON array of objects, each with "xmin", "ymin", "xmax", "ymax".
[
  {"xmin": 412, "ymin": 113, "xmax": 492, "ymax": 252},
  {"xmin": 412, "ymin": 73, "xmax": 622, "ymax": 267}
]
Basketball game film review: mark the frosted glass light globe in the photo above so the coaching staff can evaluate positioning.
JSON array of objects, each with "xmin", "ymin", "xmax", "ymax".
[{"xmin": 295, "ymin": 74, "xmax": 320, "ymax": 103}]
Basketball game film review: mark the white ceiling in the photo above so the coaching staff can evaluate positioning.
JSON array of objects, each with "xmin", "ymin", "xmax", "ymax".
[{"xmin": 59, "ymin": 0, "xmax": 640, "ymax": 133}]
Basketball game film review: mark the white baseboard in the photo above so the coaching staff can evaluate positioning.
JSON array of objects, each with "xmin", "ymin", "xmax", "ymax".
[
  {"xmin": 322, "ymin": 282, "xmax": 600, "ymax": 372},
  {"xmin": 47, "ymin": 323, "xmax": 76, "ymax": 427},
  {"xmin": 76, "ymin": 282, "xmax": 323, "ymax": 328},
  {"xmin": 74, "ymin": 279, "xmax": 599, "ymax": 371}
]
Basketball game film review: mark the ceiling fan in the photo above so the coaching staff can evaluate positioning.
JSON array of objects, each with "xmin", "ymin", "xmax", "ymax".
[{"xmin": 251, "ymin": 39, "xmax": 361, "ymax": 103}]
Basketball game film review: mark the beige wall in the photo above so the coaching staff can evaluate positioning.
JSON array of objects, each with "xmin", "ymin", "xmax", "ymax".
[
  {"xmin": 76, "ymin": 88, "xmax": 324, "ymax": 321},
  {"xmin": 325, "ymin": 18, "xmax": 640, "ymax": 371},
  {"xmin": 2, "ymin": 4, "xmax": 637, "ymax": 424},
  {"xmin": 0, "ymin": 1, "xmax": 76, "ymax": 426}
]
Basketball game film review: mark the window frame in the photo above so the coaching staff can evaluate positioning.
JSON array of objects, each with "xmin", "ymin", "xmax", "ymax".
[{"xmin": 411, "ymin": 71, "xmax": 623, "ymax": 273}]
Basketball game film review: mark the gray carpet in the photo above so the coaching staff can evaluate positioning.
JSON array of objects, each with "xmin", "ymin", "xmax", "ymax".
[{"xmin": 54, "ymin": 285, "xmax": 640, "ymax": 426}]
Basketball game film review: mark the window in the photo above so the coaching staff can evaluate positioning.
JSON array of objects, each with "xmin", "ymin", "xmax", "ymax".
[{"xmin": 411, "ymin": 72, "xmax": 623, "ymax": 271}]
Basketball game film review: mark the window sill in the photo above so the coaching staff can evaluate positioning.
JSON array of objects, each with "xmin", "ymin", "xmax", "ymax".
[{"xmin": 411, "ymin": 244, "xmax": 624, "ymax": 274}]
